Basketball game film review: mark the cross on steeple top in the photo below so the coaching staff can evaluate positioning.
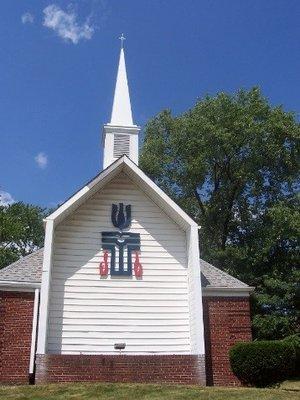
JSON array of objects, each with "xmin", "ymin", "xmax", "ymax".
[{"xmin": 119, "ymin": 33, "xmax": 126, "ymax": 48}]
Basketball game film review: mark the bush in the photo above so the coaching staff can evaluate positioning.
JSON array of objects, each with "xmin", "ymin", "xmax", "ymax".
[
  {"xmin": 229, "ymin": 340, "xmax": 296, "ymax": 387},
  {"xmin": 282, "ymin": 334, "xmax": 300, "ymax": 376}
]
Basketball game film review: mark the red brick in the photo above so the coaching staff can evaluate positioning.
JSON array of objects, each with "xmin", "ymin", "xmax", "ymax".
[
  {"xmin": 203, "ymin": 297, "xmax": 252, "ymax": 386},
  {"xmin": 35, "ymin": 354, "xmax": 206, "ymax": 385},
  {"xmin": 0, "ymin": 291, "xmax": 34, "ymax": 384}
]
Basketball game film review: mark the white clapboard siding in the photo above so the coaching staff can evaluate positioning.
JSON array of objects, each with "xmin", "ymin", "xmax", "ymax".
[
  {"xmin": 50, "ymin": 297, "xmax": 188, "ymax": 306},
  {"xmin": 54, "ymin": 236, "xmax": 186, "ymax": 250},
  {"xmin": 49, "ymin": 311, "xmax": 189, "ymax": 319},
  {"xmin": 48, "ymin": 331, "xmax": 189, "ymax": 339},
  {"xmin": 47, "ymin": 346, "xmax": 191, "ymax": 354},
  {"xmin": 51, "ymin": 280, "xmax": 188, "ymax": 289},
  {"xmin": 50, "ymin": 292, "xmax": 188, "ymax": 301},
  {"xmin": 48, "ymin": 324, "xmax": 189, "ymax": 333},
  {"xmin": 49, "ymin": 318, "xmax": 190, "ymax": 326},
  {"xmin": 52, "ymin": 273, "xmax": 186, "ymax": 281},
  {"xmin": 53, "ymin": 255, "xmax": 186, "ymax": 263},
  {"xmin": 47, "ymin": 172, "xmax": 191, "ymax": 354},
  {"xmin": 54, "ymin": 242, "xmax": 185, "ymax": 253},
  {"xmin": 49, "ymin": 304, "xmax": 189, "ymax": 313},
  {"xmin": 56, "ymin": 227, "xmax": 182, "ymax": 237}
]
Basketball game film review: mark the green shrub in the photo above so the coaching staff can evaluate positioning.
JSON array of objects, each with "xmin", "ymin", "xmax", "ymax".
[
  {"xmin": 282, "ymin": 334, "xmax": 300, "ymax": 375},
  {"xmin": 229, "ymin": 340, "xmax": 296, "ymax": 387}
]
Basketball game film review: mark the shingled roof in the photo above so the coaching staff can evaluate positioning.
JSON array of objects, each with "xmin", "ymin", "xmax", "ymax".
[
  {"xmin": 0, "ymin": 248, "xmax": 43, "ymax": 284},
  {"xmin": 0, "ymin": 248, "xmax": 251, "ymax": 292},
  {"xmin": 200, "ymin": 259, "xmax": 249, "ymax": 289}
]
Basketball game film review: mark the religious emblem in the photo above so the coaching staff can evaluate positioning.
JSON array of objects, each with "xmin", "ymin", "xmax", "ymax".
[{"xmin": 100, "ymin": 203, "xmax": 142, "ymax": 277}]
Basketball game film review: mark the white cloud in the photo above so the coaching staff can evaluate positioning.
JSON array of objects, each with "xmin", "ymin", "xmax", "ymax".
[
  {"xmin": 35, "ymin": 152, "xmax": 48, "ymax": 169},
  {"xmin": 43, "ymin": 4, "xmax": 94, "ymax": 44},
  {"xmin": 21, "ymin": 12, "xmax": 34, "ymax": 24},
  {"xmin": 0, "ymin": 191, "xmax": 15, "ymax": 207}
]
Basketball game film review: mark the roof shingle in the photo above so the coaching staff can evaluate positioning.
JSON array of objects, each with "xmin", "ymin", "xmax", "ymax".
[
  {"xmin": 200, "ymin": 259, "xmax": 249, "ymax": 289},
  {"xmin": 0, "ymin": 248, "xmax": 43, "ymax": 283}
]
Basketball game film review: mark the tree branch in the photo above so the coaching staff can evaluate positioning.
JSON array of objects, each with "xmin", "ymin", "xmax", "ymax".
[
  {"xmin": 194, "ymin": 188, "xmax": 206, "ymax": 217},
  {"xmin": 221, "ymin": 184, "xmax": 240, "ymax": 250}
]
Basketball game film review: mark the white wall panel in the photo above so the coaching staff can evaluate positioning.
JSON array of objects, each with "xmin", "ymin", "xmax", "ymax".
[{"xmin": 47, "ymin": 172, "xmax": 190, "ymax": 354}]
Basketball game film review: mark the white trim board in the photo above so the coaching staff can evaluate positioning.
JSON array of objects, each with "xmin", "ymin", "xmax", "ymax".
[
  {"xmin": 36, "ymin": 219, "xmax": 54, "ymax": 354},
  {"xmin": 46, "ymin": 156, "xmax": 197, "ymax": 230},
  {"xmin": 29, "ymin": 289, "xmax": 40, "ymax": 374}
]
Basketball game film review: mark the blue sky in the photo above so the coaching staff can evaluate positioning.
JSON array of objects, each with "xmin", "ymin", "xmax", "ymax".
[{"xmin": 0, "ymin": 0, "xmax": 299, "ymax": 208}]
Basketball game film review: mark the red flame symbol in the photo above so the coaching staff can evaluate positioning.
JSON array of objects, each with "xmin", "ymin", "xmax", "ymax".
[
  {"xmin": 134, "ymin": 251, "xmax": 143, "ymax": 278},
  {"xmin": 100, "ymin": 250, "xmax": 109, "ymax": 276}
]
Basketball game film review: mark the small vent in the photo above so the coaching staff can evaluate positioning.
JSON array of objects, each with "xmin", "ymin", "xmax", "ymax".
[{"xmin": 113, "ymin": 134, "xmax": 130, "ymax": 158}]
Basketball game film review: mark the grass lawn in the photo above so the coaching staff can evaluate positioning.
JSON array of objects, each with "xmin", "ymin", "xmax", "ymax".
[
  {"xmin": 0, "ymin": 382, "xmax": 299, "ymax": 400},
  {"xmin": 279, "ymin": 379, "xmax": 300, "ymax": 391}
]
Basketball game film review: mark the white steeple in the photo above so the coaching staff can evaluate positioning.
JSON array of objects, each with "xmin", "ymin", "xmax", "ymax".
[
  {"xmin": 110, "ymin": 47, "xmax": 133, "ymax": 125},
  {"xmin": 102, "ymin": 36, "xmax": 140, "ymax": 169}
]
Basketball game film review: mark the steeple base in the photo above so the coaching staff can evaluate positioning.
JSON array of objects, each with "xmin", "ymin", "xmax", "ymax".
[{"xmin": 102, "ymin": 124, "xmax": 140, "ymax": 169}]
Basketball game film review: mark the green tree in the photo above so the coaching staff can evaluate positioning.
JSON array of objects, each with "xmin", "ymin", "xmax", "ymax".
[
  {"xmin": 140, "ymin": 87, "xmax": 300, "ymax": 339},
  {"xmin": 0, "ymin": 202, "xmax": 46, "ymax": 269}
]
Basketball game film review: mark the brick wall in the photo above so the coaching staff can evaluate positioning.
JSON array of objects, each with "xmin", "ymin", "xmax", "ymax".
[
  {"xmin": 35, "ymin": 354, "xmax": 206, "ymax": 385},
  {"xmin": 202, "ymin": 296, "xmax": 252, "ymax": 386},
  {"xmin": 0, "ymin": 290, "xmax": 252, "ymax": 386},
  {"xmin": 0, "ymin": 291, "xmax": 34, "ymax": 384}
]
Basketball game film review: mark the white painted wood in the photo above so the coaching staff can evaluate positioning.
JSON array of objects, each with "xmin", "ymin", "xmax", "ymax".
[
  {"xmin": 48, "ymin": 325, "xmax": 189, "ymax": 333},
  {"xmin": 29, "ymin": 289, "xmax": 40, "ymax": 374},
  {"xmin": 49, "ymin": 318, "xmax": 190, "ymax": 326},
  {"xmin": 47, "ymin": 350, "xmax": 191, "ymax": 355},
  {"xmin": 47, "ymin": 172, "xmax": 192, "ymax": 355},
  {"xmin": 102, "ymin": 47, "xmax": 140, "ymax": 168},
  {"xmin": 50, "ymin": 298, "xmax": 187, "ymax": 306},
  {"xmin": 187, "ymin": 226, "xmax": 205, "ymax": 354},
  {"xmin": 45, "ymin": 155, "xmax": 197, "ymax": 230},
  {"xmin": 49, "ymin": 332, "xmax": 190, "ymax": 340},
  {"xmin": 51, "ymin": 280, "xmax": 188, "ymax": 289},
  {"xmin": 51, "ymin": 273, "xmax": 187, "ymax": 281},
  {"xmin": 110, "ymin": 48, "xmax": 133, "ymax": 126},
  {"xmin": 49, "ymin": 305, "xmax": 189, "ymax": 313},
  {"xmin": 103, "ymin": 125, "xmax": 140, "ymax": 169},
  {"xmin": 51, "ymin": 287, "xmax": 188, "ymax": 295},
  {"xmin": 46, "ymin": 158, "xmax": 124, "ymax": 225},
  {"xmin": 50, "ymin": 292, "xmax": 188, "ymax": 300},
  {"xmin": 47, "ymin": 345, "xmax": 191, "ymax": 354},
  {"xmin": 56, "ymin": 226, "xmax": 184, "ymax": 236},
  {"xmin": 36, "ymin": 220, "xmax": 54, "ymax": 354}
]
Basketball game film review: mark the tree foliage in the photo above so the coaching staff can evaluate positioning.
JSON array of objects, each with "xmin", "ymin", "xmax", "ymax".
[
  {"xmin": 0, "ymin": 202, "xmax": 46, "ymax": 269},
  {"xmin": 140, "ymin": 87, "xmax": 300, "ymax": 339}
]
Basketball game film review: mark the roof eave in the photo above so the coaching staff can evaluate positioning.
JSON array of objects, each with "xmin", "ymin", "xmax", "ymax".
[
  {"xmin": 202, "ymin": 286, "xmax": 255, "ymax": 297},
  {"xmin": 45, "ymin": 157, "xmax": 125, "ymax": 225},
  {"xmin": 0, "ymin": 280, "xmax": 41, "ymax": 292},
  {"xmin": 44, "ymin": 155, "xmax": 197, "ymax": 230}
]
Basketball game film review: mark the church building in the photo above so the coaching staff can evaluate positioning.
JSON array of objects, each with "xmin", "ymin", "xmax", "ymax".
[{"xmin": 0, "ymin": 42, "xmax": 254, "ymax": 386}]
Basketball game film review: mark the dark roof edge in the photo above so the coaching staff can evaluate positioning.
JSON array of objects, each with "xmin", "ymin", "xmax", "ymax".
[{"xmin": 202, "ymin": 286, "xmax": 254, "ymax": 297}]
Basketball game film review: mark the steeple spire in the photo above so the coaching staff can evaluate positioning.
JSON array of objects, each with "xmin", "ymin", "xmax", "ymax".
[
  {"xmin": 102, "ymin": 37, "xmax": 140, "ymax": 169},
  {"xmin": 110, "ymin": 40, "xmax": 134, "ymax": 126}
]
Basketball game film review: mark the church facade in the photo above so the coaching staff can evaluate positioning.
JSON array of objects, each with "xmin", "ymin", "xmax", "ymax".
[{"xmin": 0, "ymin": 45, "xmax": 253, "ymax": 386}]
